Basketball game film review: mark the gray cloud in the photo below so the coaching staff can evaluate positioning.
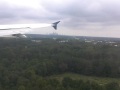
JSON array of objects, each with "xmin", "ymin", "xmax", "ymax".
[
  {"xmin": 0, "ymin": 0, "xmax": 120, "ymax": 37},
  {"xmin": 0, "ymin": 2, "xmax": 56, "ymax": 23},
  {"xmin": 40, "ymin": 0, "xmax": 120, "ymax": 28}
]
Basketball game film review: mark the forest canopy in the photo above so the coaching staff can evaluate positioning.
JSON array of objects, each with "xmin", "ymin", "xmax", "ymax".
[{"xmin": 0, "ymin": 38, "xmax": 120, "ymax": 90}]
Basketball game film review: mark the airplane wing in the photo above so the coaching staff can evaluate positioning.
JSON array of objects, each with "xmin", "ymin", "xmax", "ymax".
[
  {"xmin": 0, "ymin": 24, "xmax": 51, "ymax": 30},
  {"xmin": 0, "ymin": 21, "xmax": 60, "ymax": 38},
  {"xmin": 52, "ymin": 21, "xmax": 60, "ymax": 30},
  {"xmin": 0, "ymin": 29, "xmax": 28, "ymax": 38}
]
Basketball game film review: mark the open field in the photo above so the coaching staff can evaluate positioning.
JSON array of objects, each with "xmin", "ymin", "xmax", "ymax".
[{"xmin": 49, "ymin": 73, "xmax": 120, "ymax": 85}]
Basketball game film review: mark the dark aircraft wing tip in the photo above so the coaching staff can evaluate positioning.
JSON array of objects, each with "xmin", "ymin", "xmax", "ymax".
[{"xmin": 52, "ymin": 21, "xmax": 60, "ymax": 30}]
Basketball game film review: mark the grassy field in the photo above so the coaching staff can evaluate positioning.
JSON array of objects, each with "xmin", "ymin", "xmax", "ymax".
[{"xmin": 48, "ymin": 73, "xmax": 120, "ymax": 85}]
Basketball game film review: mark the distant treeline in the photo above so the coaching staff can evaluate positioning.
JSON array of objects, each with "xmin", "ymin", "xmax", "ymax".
[{"xmin": 0, "ymin": 38, "xmax": 120, "ymax": 89}]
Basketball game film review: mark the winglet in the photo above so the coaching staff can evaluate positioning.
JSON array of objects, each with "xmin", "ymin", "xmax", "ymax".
[{"xmin": 52, "ymin": 21, "xmax": 60, "ymax": 30}]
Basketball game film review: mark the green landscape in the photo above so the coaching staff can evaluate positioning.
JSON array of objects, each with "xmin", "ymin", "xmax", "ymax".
[
  {"xmin": 49, "ymin": 73, "xmax": 120, "ymax": 84},
  {"xmin": 0, "ymin": 37, "xmax": 120, "ymax": 90}
]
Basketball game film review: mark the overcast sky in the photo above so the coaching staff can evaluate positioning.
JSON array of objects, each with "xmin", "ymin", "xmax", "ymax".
[{"xmin": 0, "ymin": 0, "xmax": 120, "ymax": 37}]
